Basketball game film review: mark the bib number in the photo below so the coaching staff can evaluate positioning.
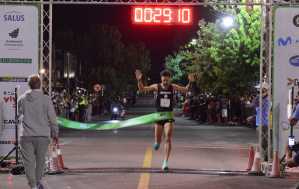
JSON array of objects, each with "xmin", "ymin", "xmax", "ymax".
[
  {"xmin": 160, "ymin": 98, "xmax": 170, "ymax": 108},
  {"xmin": 289, "ymin": 136, "xmax": 295, "ymax": 147}
]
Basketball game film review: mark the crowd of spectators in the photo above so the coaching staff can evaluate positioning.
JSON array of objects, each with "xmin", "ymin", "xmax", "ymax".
[{"xmin": 180, "ymin": 83, "xmax": 265, "ymax": 127}]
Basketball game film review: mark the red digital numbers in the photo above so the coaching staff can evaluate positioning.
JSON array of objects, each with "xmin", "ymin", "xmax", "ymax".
[{"xmin": 133, "ymin": 7, "xmax": 192, "ymax": 25}]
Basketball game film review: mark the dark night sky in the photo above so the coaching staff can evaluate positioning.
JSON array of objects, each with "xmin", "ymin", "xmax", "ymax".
[{"xmin": 53, "ymin": 5, "xmax": 214, "ymax": 81}]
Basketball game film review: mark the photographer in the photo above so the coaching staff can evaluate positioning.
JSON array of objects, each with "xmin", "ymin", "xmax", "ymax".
[{"xmin": 286, "ymin": 93, "xmax": 299, "ymax": 167}]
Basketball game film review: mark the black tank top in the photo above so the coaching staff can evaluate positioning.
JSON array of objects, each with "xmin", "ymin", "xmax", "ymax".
[{"xmin": 156, "ymin": 84, "xmax": 174, "ymax": 112}]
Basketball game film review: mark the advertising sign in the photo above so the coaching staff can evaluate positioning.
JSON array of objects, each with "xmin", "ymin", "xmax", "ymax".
[
  {"xmin": 0, "ymin": 82, "xmax": 28, "ymax": 155},
  {"xmin": 273, "ymin": 7, "xmax": 299, "ymax": 156},
  {"xmin": 0, "ymin": 5, "xmax": 38, "ymax": 77},
  {"xmin": 0, "ymin": 5, "xmax": 38, "ymax": 156}
]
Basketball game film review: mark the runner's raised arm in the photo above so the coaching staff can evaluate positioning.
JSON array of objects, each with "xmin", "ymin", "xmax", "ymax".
[{"xmin": 135, "ymin": 69, "xmax": 158, "ymax": 93}]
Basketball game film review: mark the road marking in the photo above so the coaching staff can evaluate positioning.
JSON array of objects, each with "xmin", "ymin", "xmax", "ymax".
[{"xmin": 137, "ymin": 147, "xmax": 152, "ymax": 189}]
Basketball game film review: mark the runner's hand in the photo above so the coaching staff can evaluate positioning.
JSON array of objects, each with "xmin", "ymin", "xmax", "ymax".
[
  {"xmin": 289, "ymin": 118, "xmax": 298, "ymax": 127},
  {"xmin": 135, "ymin": 70, "xmax": 143, "ymax": 81}
]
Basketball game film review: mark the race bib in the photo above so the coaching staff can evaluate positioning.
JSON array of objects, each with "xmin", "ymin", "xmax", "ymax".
[{"xmin": 160, "ymin": 98, "xmax": 170, "ymax": 108}]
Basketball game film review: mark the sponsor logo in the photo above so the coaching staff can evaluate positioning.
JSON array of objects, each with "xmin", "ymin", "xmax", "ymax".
[
  {"xmin": 3, "ymin": 91, "xmax": 15, "ymax": 96},
  {"xmin": 4, "ymin": 28, "xmax": 23, "ymax": 49},
  {"xmin": 160, "ymin": 91, "xmax": 172, "ymax": 95},
  {"xmin": 3, "ymin": 11, "xmax": 24, "ymax": 22},
  {"xmin": 2, "ymin": 90, "xmax": 16, "ymax": 108},
  {"xmin": 9, "ymin": 28, "xmax": 19, "ymax": 39},
  {"xmin": 3, "ymin": 96, "xmax": 15, "ymax": 104},
  {"xmin": 278, "ymin": 37, "xmax": 293, "ymax": 46},
  {"xmin": 289, "ymin": 55, "xmax": 299, "ymax": 67},
  {"xmin": 294, "ymin": 15, "xmax": 299, "ymax": 27},
  {"xmin": 4, "ymin": 120, "xmax": 18, "ymax": 125},
  {"xmin": 2, "ymin": 12, "xmax": 24, "ymax": 50},
  {"xmin": 277, "ymin": 36, "xmax": 299, "ymax": 47}
]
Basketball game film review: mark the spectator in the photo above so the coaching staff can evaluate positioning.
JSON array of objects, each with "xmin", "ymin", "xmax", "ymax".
[
  {"xmin": 182, "ymin": 99, "xmax": 190, "ymax": 117},
  {"xmin": 207, "ymin": 97, "xmax": 216, "ymax": 124},
  {"xmin": 255, "ymin": 83, "xmax": 270, "ymax": 161},
  {"xmin": 230, "ymin": 96, "xmax": 241, "ymax": 125},
  {"xmin": 188, "ymin": 82, "xmax": 200, "ymax": 120},
  {"xmin": 18, "ymin": 74, "xmax": 59, "ymax": 189},
  {"xmin": 285, "ymin": 92, "xmax": 299, "ymax": 168},
  {"xmin": 215, "ymin": 98, "xmax": 222, "ymax": 124},
  {"xmin": 221, "ymin": 97, "xmax": 228, "ymax": 124}
]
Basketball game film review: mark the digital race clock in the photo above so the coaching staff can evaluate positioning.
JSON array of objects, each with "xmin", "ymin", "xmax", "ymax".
[{"xmin": 132, "ymin": 6, "xmax": 193, "ymax": 25}]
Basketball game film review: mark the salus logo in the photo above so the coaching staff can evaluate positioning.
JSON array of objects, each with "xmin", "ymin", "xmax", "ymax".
[{"xmin": 8, "ymin": 28, "xmax": 19, "ymax": 39}]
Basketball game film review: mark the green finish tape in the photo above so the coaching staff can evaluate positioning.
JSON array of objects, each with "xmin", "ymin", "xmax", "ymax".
[{"xmin": 57, "ymin": 112, "xmax": 174, "ymax": 130}]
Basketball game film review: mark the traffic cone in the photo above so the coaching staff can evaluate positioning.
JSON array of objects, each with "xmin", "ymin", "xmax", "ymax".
[
  {"xmin": 246, "ymin": 145, "xmax": 255, "ymax": 171},
  {"xmin": 56, "ymin": 139, "xmax": 66, "ymax": 170},
  {"xmin": 269, "ymin": 151, "xmax": 280, "ymax": 178},
  {"xmin": 249, "ymin": 146, "xmax": 263, "ymax": 175}
]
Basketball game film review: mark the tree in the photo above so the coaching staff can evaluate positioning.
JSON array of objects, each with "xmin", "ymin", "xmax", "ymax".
[
  {"xmin": 165, "ymin": 52, "xmax": 189, "ymax": 83},
  {"xmin": 54, "ymin": 25, "xmax": 151, "ymax": 97},
  {"xmin": 124, "ymin": 42, "xmax": 151, "ymax": 91},
  {"xmin": 166, "ymin": 5, "xmax": 261, "ymax": 96}
]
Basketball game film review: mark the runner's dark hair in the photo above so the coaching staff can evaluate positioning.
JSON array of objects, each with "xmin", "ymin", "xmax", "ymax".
[{"xmin": 160, "ymin": 69, "xmax": 172, "ymax": 77}]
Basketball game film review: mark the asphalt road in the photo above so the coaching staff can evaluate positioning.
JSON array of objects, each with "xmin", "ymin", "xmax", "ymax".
[{"xmin": 0, "ymin": 116, "xmax": 297, "ymax": 189}]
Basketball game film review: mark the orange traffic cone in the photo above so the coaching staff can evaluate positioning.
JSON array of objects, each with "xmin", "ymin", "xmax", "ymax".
[
  {"xmin": 249, "ymin": 146, "xmax": 263, "ymax": 175},
  {"xmin": 246, "ymin": 145, "xmax": 255, "ymax": 171},
  {"xmin": 269, "ymin": 151, "xmax": 280, "ymax": 178}
]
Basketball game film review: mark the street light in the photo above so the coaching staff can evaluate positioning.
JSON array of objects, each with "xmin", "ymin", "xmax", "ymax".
[
  {"xmin": 220, "ymin": 16, "xmax": 235, "ymax": 29},
  {"xmin": 39, "ymin": 68, "xmax": 46, "ymax": 75},
  {"xmin": 188, "ymin": 38, "xmax": 197, "ymax": 48},
  {"xmin": 190, "ymin": 39, "xmax": 197, "ymax": 45}
]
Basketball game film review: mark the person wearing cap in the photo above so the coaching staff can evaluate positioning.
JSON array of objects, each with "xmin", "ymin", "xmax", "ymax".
[
  {"xmin": 18, "ymin": 74, "xmax": 59, "ymax": 189},
  {"xmin": 135, "ymin": 69, "xmax": 193, "ymax": 171}
]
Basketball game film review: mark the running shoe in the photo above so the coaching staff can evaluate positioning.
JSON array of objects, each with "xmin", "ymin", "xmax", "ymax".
[
  {"xmin": 153, "ymin": 143, "xmax": 160, "ymax": 151},
  {"xmin": 162, "ymin": 160, "xmax": 169, "ymax": 171}
]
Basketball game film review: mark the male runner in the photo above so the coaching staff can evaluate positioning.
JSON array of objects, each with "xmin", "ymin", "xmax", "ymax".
[{"xmin": 135, "ymin": 69, "xmax": 194, "ymax": 171}]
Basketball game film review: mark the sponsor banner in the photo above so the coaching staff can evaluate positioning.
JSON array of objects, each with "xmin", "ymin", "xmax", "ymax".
[
  {"xmin": 0, "ymin": 5, "xmax": 38, "ymax": 157},
  {"xmin": 273, "ymin": 8, "xmax": 299, "ymax": 157},
  {"xmin": 0, "ymin": 82, "xmax": 28, "ymax": 156},
  {"xmin": 0, "ymin": 5, "xmax": 38, "ymax": 77}
]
